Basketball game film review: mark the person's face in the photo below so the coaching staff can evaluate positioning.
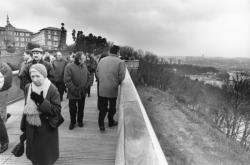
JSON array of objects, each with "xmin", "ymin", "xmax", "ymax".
[
  {"xmin": 70, "ymin": 55, "xmax": 74, "ymax": 62},
  {"xmin": 57, "ymin": 53, "xmax": 63, "ymax": 60},
  {"xmin": 30, "ymin": 70, "xmax": 45, "ymax": 86},
  {"xmin": 23, "ymin": 52, "xmax": 30, "ymax": 61},
  {"xmin": 32, "ymin": 51, "xmax": 42, "ymax": 61},
  {"xmin": 81, "ymin": 54, "xmax": 86, "ymax": 64}
]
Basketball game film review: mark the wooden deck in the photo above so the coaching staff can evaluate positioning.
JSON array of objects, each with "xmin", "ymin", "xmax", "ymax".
[{"xmin": 0, "ymin": 83, "xmax": 117, "ymax": 165}]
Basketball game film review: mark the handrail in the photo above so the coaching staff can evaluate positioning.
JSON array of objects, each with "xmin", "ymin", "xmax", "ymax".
[{"xmin": 115, "ymin": 68, "xmax": 168, "ymax": 165}]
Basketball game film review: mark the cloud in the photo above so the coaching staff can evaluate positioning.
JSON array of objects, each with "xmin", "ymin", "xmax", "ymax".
[{"xmin": 0, "ymin": 0, "xmax": 249, "ymax": 57}]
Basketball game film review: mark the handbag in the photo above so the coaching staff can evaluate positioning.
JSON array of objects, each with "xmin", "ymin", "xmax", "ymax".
[
  {"xmin": 11, "ymin": 142, "xmax": 24, "ymax": 157},
  {"xmin": 48, "ymin": 110, "xmax": 64, "ymax": 128}
]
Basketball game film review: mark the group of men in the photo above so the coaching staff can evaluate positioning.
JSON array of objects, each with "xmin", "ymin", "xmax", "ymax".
[{"xmin": 0, "ymin": 44, "xmax": 126, "ymax": 153}]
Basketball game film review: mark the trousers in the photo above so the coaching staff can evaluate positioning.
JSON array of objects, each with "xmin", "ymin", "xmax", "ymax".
[
  {"xmin": 68, "ymin": 94, "xmax": 86, "ymax": 124},
  {"xmin": 98, "ymin": 96, "xmax": 117, "ymax": 127}
]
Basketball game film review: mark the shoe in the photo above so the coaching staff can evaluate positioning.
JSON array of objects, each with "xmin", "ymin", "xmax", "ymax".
[
  {"xmin": 78, "ymin": 122, "xmax": 83, "ymax": 127},
  {"xmin": 0, "ymin": 143, "xmax": 8, "ymax": 153},
  {"xmin": 99, "ymin": 126, "xmax": 105, "ymax": 132},
  {"xmin": 109, "ymin": 121, "xmax": 118, "ymax": 127},
  {"xmin": 69, "ymin": 123, "xmax": 75, "ymax": 130}
]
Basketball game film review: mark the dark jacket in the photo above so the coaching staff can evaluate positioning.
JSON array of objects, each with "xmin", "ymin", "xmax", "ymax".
[
  {"xmin": 52, "ymin": 59, "xmax": 68, "ymax": 82},
  {"xmin": 64, "ymin": 63, "xmax": 89, "ymax": 99},
  {"xmin": 21, "ymin": 83, "xmax": 61, "ymax": 165},
  {"xmin": 0, "ymin": 62, "xmax": 13, "ymax": 91},
  {"xmin": 19, "ymin": 59, "xmax": 55, "ymax": 89}
]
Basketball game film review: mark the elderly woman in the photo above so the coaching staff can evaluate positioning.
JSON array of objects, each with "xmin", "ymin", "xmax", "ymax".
[{"xmin": 20, "ymin": 63, "xmax": 61, "ymax": 165}]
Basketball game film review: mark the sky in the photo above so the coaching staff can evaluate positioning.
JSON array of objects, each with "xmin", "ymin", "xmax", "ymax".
[{"xmin": 0, "ymin": 0, "xmax": 249, "ymax": 58}]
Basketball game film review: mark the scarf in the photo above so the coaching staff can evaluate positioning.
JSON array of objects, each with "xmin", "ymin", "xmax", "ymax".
[{"xmin": 23, "ymin": 78, "xmax": 51, "ymax": 126}]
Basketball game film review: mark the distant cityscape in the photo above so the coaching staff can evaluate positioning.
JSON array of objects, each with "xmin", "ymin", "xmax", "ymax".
[{"xmin": 0, "ymin": 15, "xmax": 67, "ymax": 53}]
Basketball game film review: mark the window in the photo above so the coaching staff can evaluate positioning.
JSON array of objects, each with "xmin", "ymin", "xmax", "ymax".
[
  {"xmin": 47, "ymin": 41, "xmax": 52, "ymax": 46},
  {"xmin": 20, "ymin": 43, "xmax": 25, "ymax": 47},
  {"xmin": 48, "ymin": 35, "xmax": 51, "ymax": 39},
  {"xmin": 25, "ymin": 33, "xmax": 30, "ymax": 36},
  {"xmin": 48, "ymin": 30, "xmax": 51, "ymax": 34},
  {"xmin": 54, "ymin": 31, "xmax": 57, "ymax": 35},
  {"xmin": 53, "ymin": 41, "xmax": 58, "ymax": 46},
  {"xmin": 15, "ymin": 37, "xmax": 19, "ymax": 41},
  {"xmin": 20, "ymin": 32, "xmax": 24, "ymax": 36},
  {"xmin": 53, "ymin": 36, "xmax": 58, "ymax": 41},
  {"xmin": 20, "ymin": 37, "xmax": 25, "ymax": 41}
]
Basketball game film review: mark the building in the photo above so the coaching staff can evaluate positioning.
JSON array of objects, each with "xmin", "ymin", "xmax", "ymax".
[
  {"xmin": 31, "ymin": 27, "xmax": 62, "ymax": 51},
  {"xmin": 0, "ymin": 15, "xmax": 67, "ymax": 53},
  {"xmin": 0, "ymin": 15, "xmax": 32, "ymax": 52}
]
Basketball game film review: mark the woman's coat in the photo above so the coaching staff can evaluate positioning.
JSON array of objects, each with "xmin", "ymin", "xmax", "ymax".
[{"xmin": 21, "ymin": 83, "xmax": 61, "ymax": 165}]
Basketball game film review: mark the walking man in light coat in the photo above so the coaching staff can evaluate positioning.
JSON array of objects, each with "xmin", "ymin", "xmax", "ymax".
[{"xmin": 96, "ymin": 45, "xmax": 126, "ymax": 131}]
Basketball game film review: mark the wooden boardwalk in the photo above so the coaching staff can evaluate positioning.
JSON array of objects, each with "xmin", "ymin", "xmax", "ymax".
[{"xmin": 0, "ymin": 83, "xmax": 117, "ymax": 165}]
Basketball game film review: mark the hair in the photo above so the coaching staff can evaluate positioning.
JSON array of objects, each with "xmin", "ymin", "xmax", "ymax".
[
  {"xmin": 110, "ymin": 45, "xmax": 120, "ymax": 54},
  {"xmin": 74, "ymin": 52, "xmax": 83, "ymax": 63}
]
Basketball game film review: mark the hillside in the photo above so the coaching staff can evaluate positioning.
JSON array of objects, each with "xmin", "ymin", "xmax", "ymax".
[{"xmin": 137, "ymin": 86, "xmax": 250, "ymax": 165}]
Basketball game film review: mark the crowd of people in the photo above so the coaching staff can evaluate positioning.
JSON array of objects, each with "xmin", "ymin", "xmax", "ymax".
[{"xmin": 0, "ymin": 45, "xmax": 126, "ymax": 165}]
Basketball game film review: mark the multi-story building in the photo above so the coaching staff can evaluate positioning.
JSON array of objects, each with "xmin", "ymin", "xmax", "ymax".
[
  {"xmin": 0, "ymin": 15, "xmax": 32, "ymax": 51},
  {"xmin": 0, "ymin": 15, "xmax": 67, "ymax": 53},
  {"xmin": 31, "ymin": 27, "xmax": 62, "ymax": 51}
]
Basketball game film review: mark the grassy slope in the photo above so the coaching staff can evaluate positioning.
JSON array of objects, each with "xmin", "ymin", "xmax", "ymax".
[{"xmin": 137, "ymin": 86, "xmax": 250, "ymax": 165}]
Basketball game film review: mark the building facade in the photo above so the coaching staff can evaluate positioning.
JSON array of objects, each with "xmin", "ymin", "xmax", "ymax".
[
  {"xmin": 0, "ymin": 15, "xmax": 32, "ymax": 51},
  {"xmin": 0, "ymin": 16, "xmax": 67, "ymax": 53},
  {"xmin": 31, "ymin": 27, "xmax": 62, "ymax": 51}
]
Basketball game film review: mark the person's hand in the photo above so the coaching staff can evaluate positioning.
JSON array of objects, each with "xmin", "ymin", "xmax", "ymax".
[{"xmin": 30, "ymin": 91, "xmax": 44, "ymax": 105}]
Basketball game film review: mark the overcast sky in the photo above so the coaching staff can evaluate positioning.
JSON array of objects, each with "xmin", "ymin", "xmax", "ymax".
[{"xmin": 0, "ymin": 0, "xmax": 249, "ymax": 58}]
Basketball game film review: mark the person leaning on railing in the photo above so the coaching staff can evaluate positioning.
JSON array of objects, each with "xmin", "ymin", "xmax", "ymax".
[{"xmin": 0, "ymin": 61, "xmax": 13, "ymax": 153}]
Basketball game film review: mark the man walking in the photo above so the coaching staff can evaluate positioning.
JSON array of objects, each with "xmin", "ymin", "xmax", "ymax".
[
  {"xmin": 52, "ymin": 51, "xmax": 68, "ymax": 101},
  {"xmin": 19, "ymin": 47, "xmax": 55, "ymax": 87},
  {"xmin": 64, "ymin": 52, "xmax": 89, "ymax": 130},
  {"xmin": 96, "ymin": 45, "xmax": 126, "ymax": 131},
  {"xmin": 0, "ymin": 61, "xmax": 12, "ymax": 153}
]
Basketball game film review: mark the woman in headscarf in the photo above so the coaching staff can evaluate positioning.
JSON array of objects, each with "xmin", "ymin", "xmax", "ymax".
[{"xmin": 20, "ymin": 63, "xmax": 61, "ymax": 165}]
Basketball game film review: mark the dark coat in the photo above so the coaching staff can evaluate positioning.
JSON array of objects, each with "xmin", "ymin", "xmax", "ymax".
[
  {"xmin": 52, "ymin": 59, "xmax": 68, "ymax": 82},
  {"xmin": 21, "ymin": 83, "xmax": 61, "ymax": 165},
  {"xmin": 19, "ymin": 59, "xmax": 55, "ymax": 89},
  {"xmin": 64, "ymin": 62, "xmax": 89, "ymax": 99},
  {"xmin": 0, "ymin": 62, "xmax": 13, "ymax": 91}
]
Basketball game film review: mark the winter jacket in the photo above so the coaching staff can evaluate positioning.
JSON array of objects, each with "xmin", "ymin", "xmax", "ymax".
[
  {"xmin": 21, "ymin": 83, "xmax": 61, "ymax": 165},
  {"xmin": 52, "ymin": 59, "xmax": 68, "ymax": 82},
  {"xmin": 64, "ymin": 62, "xmax": 89, "ymax": 99},
  {"xmin": 96, "ymin": 55, "xmax": 126, "ymax": 98},
  {"xmin": 0, "ymin": 62, "xmax": 13, "ymax": 91}
]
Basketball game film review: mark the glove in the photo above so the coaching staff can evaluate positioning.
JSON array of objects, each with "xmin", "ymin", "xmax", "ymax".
[
  {"xmin": 11, "ymin": 142, "xmax": 24, "ymax": 157},
  {"xmin": 31, "ymin": 91, "xmax": 44, "ymax": 105}
]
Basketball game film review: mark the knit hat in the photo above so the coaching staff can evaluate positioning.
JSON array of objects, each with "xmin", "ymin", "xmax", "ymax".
[{"xmin": 29, "ymin": 63, "xmax": 47, "ymax": 78}]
